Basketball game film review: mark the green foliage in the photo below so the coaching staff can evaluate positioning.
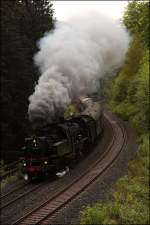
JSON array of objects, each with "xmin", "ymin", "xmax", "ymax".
[
  {"xmin": 128, "ymin": 134, "xmax": 149, "ymax": 179},
  {"xmin": 64, "ymin": 104, "xmax": 76, "ymax": 119},
  {"xmin": 123, "ymin": 35, "xmax": 144, "ymax": 77},
  {"xmin": 131, "ymin": 51, "xmax": 149, "ymax": 132},
  {"xmin": 110, "ymin": 74, "xmax": 128, "ymax": 104},
  {"xmin": 80, "ymin": 204, "xmax": 110, "ymax": 225},
  {"xmin": 110, "ymin": 47, "xmax": 149, "ymax": 133},
  {"xmin": 110, "ymin": 2, "xmax": 149, "ymax": 132},
  {"xmin": 123, "ymin": 1, "xmax": 149, "ymax": 46}
]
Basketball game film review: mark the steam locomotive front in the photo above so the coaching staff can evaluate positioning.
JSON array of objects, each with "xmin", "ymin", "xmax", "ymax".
[{"xmin": 21, "ymin": 137, "xmax": 54, "ymax": 181}]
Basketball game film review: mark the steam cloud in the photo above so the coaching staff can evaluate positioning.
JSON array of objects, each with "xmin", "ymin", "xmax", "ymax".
[{"xmin": 28, "ymin": 12, "xmax": 130, "ymax": 125}]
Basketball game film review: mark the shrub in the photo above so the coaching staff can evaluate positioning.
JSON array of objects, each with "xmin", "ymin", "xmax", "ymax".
[{"xmin": 80, "ymin": 204, "xmax": 110, "ymax": 225}]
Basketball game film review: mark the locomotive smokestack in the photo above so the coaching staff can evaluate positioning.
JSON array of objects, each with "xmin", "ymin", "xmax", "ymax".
[{"xmin": 28, "ymin": 12, "xmax": 130, "ymax": 125}]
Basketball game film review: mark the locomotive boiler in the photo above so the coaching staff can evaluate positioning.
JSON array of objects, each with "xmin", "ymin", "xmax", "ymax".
[{"xmin": 20, "ymin": 96, "xmax": 103, "ymax": 181}]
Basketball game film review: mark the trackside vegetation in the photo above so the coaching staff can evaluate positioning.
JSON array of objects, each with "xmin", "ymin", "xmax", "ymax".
[
  {"xmin": 80, "ymin": 1, "xmax": 149, "ymax": 224},
  {"xmin": 0, "ymin": 160, "xmax": 23, "ymax": 189}
]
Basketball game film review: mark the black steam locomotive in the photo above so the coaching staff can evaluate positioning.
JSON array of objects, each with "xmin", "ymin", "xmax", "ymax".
[{"xmin": 21, "ymin": 97, "xmax": 103, "ymax": 181}]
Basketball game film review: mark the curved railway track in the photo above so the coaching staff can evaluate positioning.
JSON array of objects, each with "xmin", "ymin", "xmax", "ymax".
[{"xmin": 12, "ymin": 111, "xmax": 127, "ymax": 225}]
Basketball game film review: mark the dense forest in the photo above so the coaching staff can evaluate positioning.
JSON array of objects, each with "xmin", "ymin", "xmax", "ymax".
[
  {"xmin": 80, "ymin": 1, "xmax": 149, "ymax": 224},
  {"xmin": 1, "ymin": 0, "xmax": 54, "ymax": 162}
]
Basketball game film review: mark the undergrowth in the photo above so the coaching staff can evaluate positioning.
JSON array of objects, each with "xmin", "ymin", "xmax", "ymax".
[
  {"xmin": 0, "ymin": 162, "xmax": 22, "ymax": 190},
  {"xmin": 80, "ymin": 134, "xmax": 149, "ymax": 225}
]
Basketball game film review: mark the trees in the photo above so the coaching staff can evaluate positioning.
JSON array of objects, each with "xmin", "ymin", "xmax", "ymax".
[
  {"xmin": 110, "ymin": 1, "xmax": 149, "ymax": 133},
  {"xmin": 123, "ymin": 1, "xmax": 149, "ymax": 46},
  {"xmin": 1, "ymin": 0, "xmax": 54, "ymax": 162}
]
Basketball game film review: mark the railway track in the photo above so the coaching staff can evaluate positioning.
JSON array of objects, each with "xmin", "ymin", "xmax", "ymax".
[
  {"xmin": 12, "ymin": 111, "xmax": 127, "ymax": 225},
  {"xmin": 0, "ymin": 182, "xmax": 45, "ymax": 210},
  {"xmin": 0, "ymin": 182, "xmax": 27, "ymax": 200}
]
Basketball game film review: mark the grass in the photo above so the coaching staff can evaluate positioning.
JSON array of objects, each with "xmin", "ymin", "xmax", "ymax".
[{"xmin": 80, "ymin": 132, "xmax": 149, "ymax": 225}]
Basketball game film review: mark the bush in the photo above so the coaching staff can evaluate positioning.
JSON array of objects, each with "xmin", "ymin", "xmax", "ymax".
[{"xmin": 80, "ymin": 204, "xmax": 110, "ymax": 225}]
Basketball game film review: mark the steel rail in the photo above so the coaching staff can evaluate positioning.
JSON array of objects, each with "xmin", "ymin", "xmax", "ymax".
[
  {"xmin": 0, "ymin": 183, "xmax": 44, "ymax": 210},
  {"xmin": 0, "ymin": 183, "xmax": 27, "ymax": 200}
]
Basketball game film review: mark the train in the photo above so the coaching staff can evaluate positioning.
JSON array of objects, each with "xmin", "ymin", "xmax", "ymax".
[{"xmin": 20, "ymin": 96, "xmax": 103, "ymax": 181}]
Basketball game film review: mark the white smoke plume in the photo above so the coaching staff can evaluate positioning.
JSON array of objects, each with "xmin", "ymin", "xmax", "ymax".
[{"xmin": 28, "ymin": 12, "xmax": 130, "ymax": 125}]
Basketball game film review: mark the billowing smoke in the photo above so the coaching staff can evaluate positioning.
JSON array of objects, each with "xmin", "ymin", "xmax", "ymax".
[{"xmin": 28, "ymin": 12, "xmax": 130, "ymax": 125}]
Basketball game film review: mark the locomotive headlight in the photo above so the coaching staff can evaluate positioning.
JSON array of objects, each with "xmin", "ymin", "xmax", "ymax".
[
  {"xmin": 24, "ymin": 174, "xmax": 28, "ymax": 181},
  {"xmin": 44, "ymin": 161, "xmax": 48, "ymax": 165},
  {"xmin": 23, "ymin": 162, "xmax": 26, "ymax": 167}
]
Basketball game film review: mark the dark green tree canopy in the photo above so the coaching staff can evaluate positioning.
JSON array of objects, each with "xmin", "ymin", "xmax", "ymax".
[{"xmin": 1, "ymin": 0, "xmax": 55, "ymax": 162}]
